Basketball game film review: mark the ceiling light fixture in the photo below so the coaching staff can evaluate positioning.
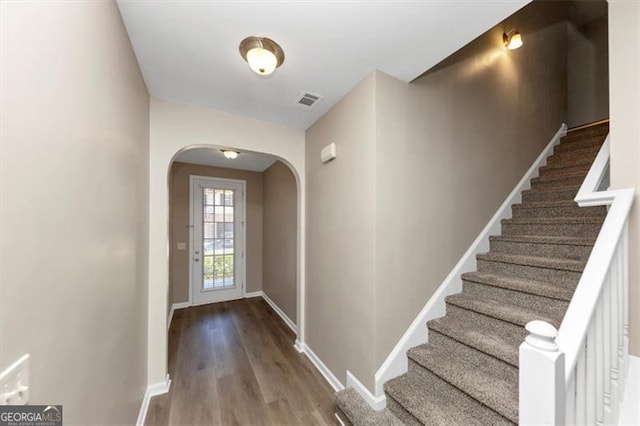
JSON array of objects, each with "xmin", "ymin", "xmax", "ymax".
[
  {"xmin": 239, "ymin": 36, "xmax": 285, "ymax": 76},
  {"xmin": 221, "ymin": 149, "xmax": 239, "ymax": 159},
  {"xmin": 503, "ymin": 28, "xmax": 523, "ymax": 50}
]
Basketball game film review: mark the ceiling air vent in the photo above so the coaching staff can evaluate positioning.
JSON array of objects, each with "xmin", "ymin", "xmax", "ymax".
[{"xmin": 296, "ymin": 92, "xmax": 323, "ymax": 109}]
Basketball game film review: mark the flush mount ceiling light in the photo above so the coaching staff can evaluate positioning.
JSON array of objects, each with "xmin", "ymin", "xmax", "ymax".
[
  {"xmin": 239, "ymin": 36, "xmax": 285, "ymax": 76},
  {"xmin": 221, "ymin": 149, "xmax": 239, "ymax": 159},
  {"xmin": 503, "ymin": 28, "xmax": 523, "ymax": 50}
]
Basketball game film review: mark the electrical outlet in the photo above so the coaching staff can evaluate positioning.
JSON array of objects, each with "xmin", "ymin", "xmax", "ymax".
[{"xmin": 0, "ymin": 354, "xmax": 30, "ymax": 405}]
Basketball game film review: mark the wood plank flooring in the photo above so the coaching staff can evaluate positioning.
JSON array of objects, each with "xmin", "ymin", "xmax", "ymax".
[{"xmin": 145, "ymin": 297, "xmax": 336, "ymax": 425}]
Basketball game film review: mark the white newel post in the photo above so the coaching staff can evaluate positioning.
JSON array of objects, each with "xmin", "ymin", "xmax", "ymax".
[{"xmin": 519, "ymin": 321, "xmax": 565, "ymax": 425}]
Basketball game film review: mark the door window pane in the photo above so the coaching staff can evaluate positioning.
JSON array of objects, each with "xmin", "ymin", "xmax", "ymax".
[
  {"xmin": 204, "ymin": 189, "xmax": 214, "ymax": 206},
  {"xmin": 201, "ymin": 187, "xmax": 237, "ymax": 290}
]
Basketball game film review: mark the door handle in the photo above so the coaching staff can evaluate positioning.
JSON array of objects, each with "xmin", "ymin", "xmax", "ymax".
[
  {"xmin": 195, "ymin": 250, "xmax": 200, "ymax": 255},
  {"xmin": 194, "ymin": 258, "xmax": 200, "ymax": 262}
]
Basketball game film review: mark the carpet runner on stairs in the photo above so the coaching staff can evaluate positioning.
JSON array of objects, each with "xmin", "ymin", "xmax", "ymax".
[{"xmin": 335, "ymin": 122, "xmax": 609, "ymax": 425}]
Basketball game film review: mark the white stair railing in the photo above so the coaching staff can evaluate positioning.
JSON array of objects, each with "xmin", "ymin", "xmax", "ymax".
[{"xmin": 519, "ymin": 135, "xmax": 635, "ymax": 425}]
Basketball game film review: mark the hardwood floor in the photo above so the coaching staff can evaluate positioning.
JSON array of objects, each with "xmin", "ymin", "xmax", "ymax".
[{"xmin": 145, "ymin": 297, "xmax": 336, "ymax": 425}]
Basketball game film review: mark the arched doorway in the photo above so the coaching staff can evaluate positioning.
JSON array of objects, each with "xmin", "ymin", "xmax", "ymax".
[{"xmin": 147, "ymin": 98, "xmax": 306, "ymax": 387}]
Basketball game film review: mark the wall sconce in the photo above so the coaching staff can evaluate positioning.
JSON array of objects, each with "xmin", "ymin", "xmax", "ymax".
[
  {"xmin": 221, "ymin": 150, "xmax": 239, "ymax": 159},
  {"xmin": 239, "ymin": 36, "xmax": 285, "ymax": 76},
  {"xmin": 503, "ymin": 29, "xmax": 523, "ymax": 50}
]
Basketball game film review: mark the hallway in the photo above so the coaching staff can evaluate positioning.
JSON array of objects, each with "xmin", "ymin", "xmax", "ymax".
[{"xmin": 145, "ymin": 298, "xmax": 335, "ymax": 425}]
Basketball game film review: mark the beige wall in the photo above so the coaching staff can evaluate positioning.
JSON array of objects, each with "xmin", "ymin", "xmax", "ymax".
[
  {"xmin": 306, "ymin": 73, "xmax": 378, "ymax": 390},
  {"xmin": 305, "ymin": 1, "xmax": 569, "ymax": 392},
  {"xmin": 0, "ymin": 2, "xmax": 149, "ymax": 423},
  {"xmin": 609, "ymin": 0, "xmax": 639, "ymax": 356},
  {"xmin": 263, "ymin": 161, "xmax": 298, "ymax": 323},
  {"xmin": 374, "ymin": 2, "xmax": 569, "ymax": 370},
  {"xmin": 568, "ymin": 12, "xmax": 609, "ymax": 127},
  {"xmin": 169, "ymin": 162, "xmax": 264, "ymax": 303}
]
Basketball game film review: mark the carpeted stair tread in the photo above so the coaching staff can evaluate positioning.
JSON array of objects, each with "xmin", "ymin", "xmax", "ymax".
[
  {"xmin": 489, "ymin": 234, "xmax": 596, "ymax": 246},
  {"xmin": 538, "ymin": 162, "xmax": 591, "ymax": 174},
  {"xmin": 407, "ymin": 343, "xmax": 518, "ymax": 423},
  {"xmin": 554, "ymin": 138, "xmax": 605, "ymax": 153},
  {"xmin": 384, "ymin": 368, "xmax": 513, "ymax": 426},
  {"xmin": 560, "ymin": 129, "xmax": 608, "ymax": 144},
  {"xmin": 461, "ymin": 271, "xmax": 575, "ymax": 301},
  {"xmin": 446, "ymin": 292, "xmax": 562, "ymax": 327},
  {"xmin": 427, "ymin": 314, "xmax": 522, "ymax": 367},
  {"xmin": 553, "ymin": 144, "xmax": 601, "ymax": 156},
  {"xmin": 502, "ymin": 216, "xmax": 603, "ymax": 225},
  {"xmin": 521, "ymin": 184, "xmax": 580, "ymax": 196},
  {"xmin": 476, "ymin": 252, "xmax": 586, "ymax": 272},
  {"xmin": 514, "ymin": 199, "xmax": 600, "ymax": 210},
  {"xmin": 335, "ymin": 388, "xmax": 403, "ymax": 426}
]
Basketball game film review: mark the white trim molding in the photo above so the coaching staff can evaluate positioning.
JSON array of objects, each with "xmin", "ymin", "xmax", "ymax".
[
  {"xmin": 244, "ymin": 290, "xmax": 297, "ymax": 334},
  {"xmin": 261, "ymin": 292, "xmax": 297, "ymax": 334},
  {"xmin": 618, "ymin": 355, "xmax": 639, "ymax": 425},
  {"xmin": 299, "ymin": 343, "xmax": 345, "ymax": 392},
  {"xmin": 136, "ymin": 374, "xmax": 171, "ymax": 426},
  {"xmin": 347, "ymin": 371, "xmax": 386, "ymax": 411},
  {"xmin": 374, "ymin": 124, "xmax": 568, "ymax": 398},
  {"xmin": 167, "ymin": 302, "xmax": 189, "ymax": 331}
]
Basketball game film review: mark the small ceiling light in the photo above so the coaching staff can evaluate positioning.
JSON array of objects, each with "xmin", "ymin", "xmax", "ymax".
[
  {"xmin": 221, "ymin": 149, "xmax": 239, "ymax": 159},
  {"xmin": 503, "ymin": 29, "xmax": 523, "ymax": 50},
  {"xmin": 239, "ymin": 36, "xmax": 285, "ymax": 76}
]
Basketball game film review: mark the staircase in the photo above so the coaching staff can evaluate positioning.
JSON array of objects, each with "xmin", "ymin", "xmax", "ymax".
[{"xmin": 336, "ymin": 122, "xmax": 610, "ymax": 425}]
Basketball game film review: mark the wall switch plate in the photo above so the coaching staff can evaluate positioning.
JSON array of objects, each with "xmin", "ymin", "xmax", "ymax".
[
  {"xmin": 177, "ymin": 242, "xmax": 187, "ymax": 250},
  {"xmin": 0, "ymin": 354, "xmax": 30, "ymax": 405}
]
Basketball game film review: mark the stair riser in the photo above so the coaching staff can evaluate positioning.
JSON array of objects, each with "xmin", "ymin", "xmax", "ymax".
[
  {"xmin": 384, "ymin": 396, "xmax": 422, "ymax": 426},
  {"xmin": 502, "ymin": 222, "xmax": 602, "ymax": 238},
  {"xmin": 477, "ymin": 258, "xmax": 582, "ymax": 286},
  {"xmin": 427, "ymin": 331, "xmax": 518, "ymax": 382},
  {"xmin": 490, "ymin": 238, "xmax": 593, "ymax": 260},
  {"xmin": 462, "ymin": 281, "xmax": 569, "ymax": 327},
  {"xmin": 547, "ymin": 150, "xmax": 598, "ymax": 164},
  {"xmin": 545, "ymin": 159, "xmax": 595, "ymax": 171},
  {"xmin": 530, "ymin": 176, "xmax": 584, "ymax": 190},
  {"xmin": 443, "ymin": 305, "xmax": 524, "ymax": 366},
  {"xmin": 512, "ymin": 205, "xmax": 605, "ymax": 218},
  {"xmin": 561, "ymin": 129, "xmax": 608, "ymax": 143},
  {"xmin": 336, "ymin": 409, "xmax": 354, "ymax": 426},
  {"xmin": 407, "ymin": 360, "xmax": 517, "ymax": 424},
  {"xmin": 538, "ymin": 165, "xmax": 590, "ymax": 178},
  {"xmin": 522, "ymin": 188, "xmax": 577, "ymax": 202},
  {"xmin": 554, "ymin": 141, "xmax": 603, "ymax": 154}
]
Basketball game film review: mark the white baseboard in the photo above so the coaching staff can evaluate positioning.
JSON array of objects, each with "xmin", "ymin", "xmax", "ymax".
[
  {"xmin": 619, "ymin": 355, "xmax": 639, "ymax": 425},
  {"xmin": 294, "ymin": 339, "xmax": 304, "ymax": 353},
  {"xmin": 244, "ymin": 290, "xmax": 298, "ymax": 334},
  {"xmin": 373, "ymin": 123, "xmax": 568, "ymax": 397},
  {"xmin": 347, "ymin": 371, "xmax": 386, "ymax": 411},
  {"xmin": 300, "ymin": 343, "xmax": 345, "ymax": 392},
  {"xmin": 335, "ymin": 412, "xmax": 346, "ymax": 426},
  {"xmin": 261, "ymin": 292, "xmax": 297, "ymax": 334},
  {"xmin": 167, "ymin": 302, "xmax": 189, "ymax": 331},
  {"xmin": 136, "ymin": 375, "xmax": 171, "ymax": 426}
]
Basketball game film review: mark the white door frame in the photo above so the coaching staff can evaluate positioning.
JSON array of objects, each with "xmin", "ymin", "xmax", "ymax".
[{"xmin": 188, "ymin": 175, "xmax": 247, "ymax": 305}]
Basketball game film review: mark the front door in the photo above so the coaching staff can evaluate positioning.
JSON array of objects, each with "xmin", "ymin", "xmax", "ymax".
[{"xmin": 190, "ymin": 176, "xmax": 245, "ymax": 305}]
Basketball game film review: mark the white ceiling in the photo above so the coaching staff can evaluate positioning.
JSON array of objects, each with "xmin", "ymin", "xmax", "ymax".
[
  {"xmin": 174, "ymin": 147, "xmax": 278, "ymax": 172},
  {"xmin": 117, "ymin": 1, "xmax": 529, "ymax": 130}
]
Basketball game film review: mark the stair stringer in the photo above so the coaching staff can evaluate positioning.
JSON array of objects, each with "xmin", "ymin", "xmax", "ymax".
[{"xmin": 372, "ymin": 123, "xmax": 568, "ymax": 402}]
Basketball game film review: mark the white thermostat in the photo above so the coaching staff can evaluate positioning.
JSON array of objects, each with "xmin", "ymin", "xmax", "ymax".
[{"xmin": 321, "ymin": 143, "xmax": 336, "ymax": 163}]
